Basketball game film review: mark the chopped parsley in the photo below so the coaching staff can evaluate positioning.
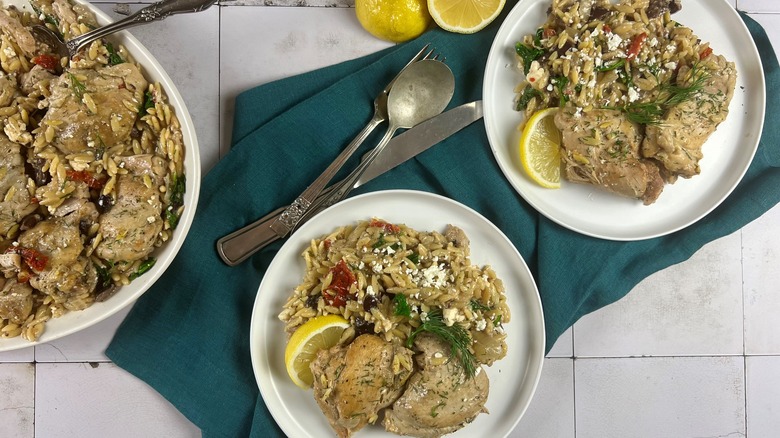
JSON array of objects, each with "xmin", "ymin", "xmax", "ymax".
[
  {"xmin": 393, "ymin": 294, "xmax": 411, "ymax": 317},
  {"xmin": 128, "ymin": 258, "xmax": 156, "ymax": 281},
  {"xmin": 106, "ymin": 43, "xmax": 124, "ymax": 65}
]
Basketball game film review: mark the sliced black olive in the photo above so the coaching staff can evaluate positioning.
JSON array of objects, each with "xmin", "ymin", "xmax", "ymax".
[
  {"xmin": 353, "ymin": 316, "xmax": 375, "ymax": 337},
  {"xmin": 19, "ymin": 213, "xmax": 42, "ymax": 231},
  {"xmin": 95, "ymin": 284, "xmax": 118, "ymax": 302},
  {"xmin": 305, "ymin": 293, "xmax": 320, "ymax": 310},
  {"xmin": 96, "ymin": 194, "xmax": 113, "ymax": 213},
  {"xmin": 362, "ymin": 295, "xmax": 379, "ymax": 312}
]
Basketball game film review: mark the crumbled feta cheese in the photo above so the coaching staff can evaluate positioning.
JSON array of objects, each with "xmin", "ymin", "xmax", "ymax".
[
  {"xmin": 475, "ymin": 319, "xmax": 487, "ymax": 331},
  {"xmin": 664, "ymin": 61, "xmax": 677, "ymax": 71},
  {"xmin": 607, "ymin": 33, "xmax": 623, "ymax": 51},
  {"xmin": 146, "ymin": 216, "xmax": 156, "ymax": 223},
  {"xmin": 366, "ymin": 285, "xmax": 375, "ymax": 296},
  {"xmin": 442, "ymin": 308, "xmax": 462, "ymax": 326},
  {"xmin": 372, "ymin": 263, "xmax": 383, "ymax": 273},
  {"xmin": 628, "ymin": 87, "xmax": 640, "ymax": 103}
]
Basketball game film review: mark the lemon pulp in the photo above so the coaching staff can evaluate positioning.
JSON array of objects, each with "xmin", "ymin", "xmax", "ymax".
[
  {"xmin": 519, "ymin": 107, "xmax": 562, "ymax": 189},
  {"xmin": 284, "ymin": 314, "xmax": 350, "ymax": 389},
  {"xmin": 427, "ymin": 0, "xmax": 506, "ymax": 34}
]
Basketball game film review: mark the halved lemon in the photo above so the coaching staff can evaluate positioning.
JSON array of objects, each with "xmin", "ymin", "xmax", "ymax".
[
  {"xmin": 519, "ymin": 107, "xmax": 562, "ymax": 189},
  {"xmin": 427, "ymin": 0, "xmax": 506, "ymax": 34},
  {"xmin": 284, "ymin": 314, "xmax": 350, "ymax": 389}
]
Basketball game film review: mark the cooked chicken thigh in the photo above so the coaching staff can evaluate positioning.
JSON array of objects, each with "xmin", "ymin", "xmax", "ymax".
[
  {"xmin": 95, "ymin": 155, "xmax": 166, "ymax": 263},
  {"xmin": 17, "ymin": 215, "xmax": 98, "ymax": 307},
  {"xmin": 642, "ymin": 54, "xmax": 737, "ymax": 179},
  {"xmin": 383, "ymin": 334, "xmax": 490, "ymax": 438},
  {"xmin": 0, "ymin": 135, "xmax": 36, "ymax": 235},
  {"xmin": 555, "ymin": 107, "xmax": 665, "ymax": 204},
  {"xmin": 42, "ymin": 63, "xmax": 148, "ymax": 155},
  {"xmin": 311, "ymin": 334, "xmax": 414, "ymax": 438},
  {"xmin": 0, "ymin": 279, "xmax": 33, "ymax": 324}
]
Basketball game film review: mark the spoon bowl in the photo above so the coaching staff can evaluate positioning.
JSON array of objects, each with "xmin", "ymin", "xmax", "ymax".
[{"xmin": 313, "ymin": 59, "xmax": 455, "ymax": 209}]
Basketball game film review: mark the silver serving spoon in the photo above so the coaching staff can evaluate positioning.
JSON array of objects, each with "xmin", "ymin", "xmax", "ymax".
[
  {"xmin": 31, "ymin": 0, "xmax": 216, "ymax": 60},
  {"xmin": 308, "ymin": 59, "xmax": 455, "ymax": 212},
  {"xmin": 215, "ymin": 59, "xmax": 455, "ymax": 266}
]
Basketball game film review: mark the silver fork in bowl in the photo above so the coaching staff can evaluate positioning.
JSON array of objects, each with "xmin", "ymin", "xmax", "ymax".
[{"xmin": 216, "ymin": 45, "xmax": 439, "ymax": 266}]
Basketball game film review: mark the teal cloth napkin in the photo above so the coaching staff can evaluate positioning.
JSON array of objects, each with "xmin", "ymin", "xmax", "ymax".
[{"xmin": 106, "ymin": 10, "xmax": 779, "ymax": 438}]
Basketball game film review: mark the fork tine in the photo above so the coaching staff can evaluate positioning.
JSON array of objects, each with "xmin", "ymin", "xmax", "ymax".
[{"xmin": 383, "ymin": 43, "xmax": 431, "ymax": 93}]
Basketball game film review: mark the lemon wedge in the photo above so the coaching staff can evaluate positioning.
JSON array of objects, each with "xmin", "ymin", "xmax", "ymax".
[
  {"xmin": 519, "ymin": 107, "xmax": 562, "ymax": 189},
  {"xmin": 427, "ymin": 0, "xmax": 505, "ymax": 34},
  {"xmin": 355, "ymin": 0, "xmax": 432, "ymax": 43},
  {"xmin": 284, "ymin": 314, "xmax": 350, "ymax": 389}
]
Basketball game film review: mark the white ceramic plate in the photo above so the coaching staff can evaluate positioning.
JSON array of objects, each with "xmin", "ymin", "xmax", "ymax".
[
  {"xmin": 483, "ymin": 0, "xmax": 765, "ymax": 240},
  {"xmin": 250, "ymin": 190, "xmax": 545, "ymax": 438},
  {"xmin": 0, "ymin": 0, "xmax": 201, "ymax": 351}
]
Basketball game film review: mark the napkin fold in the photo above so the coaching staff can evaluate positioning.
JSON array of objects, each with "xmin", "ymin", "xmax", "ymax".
[{"xmin": 106, "ymin": 9, "xmax": 779, "ymax": 438}]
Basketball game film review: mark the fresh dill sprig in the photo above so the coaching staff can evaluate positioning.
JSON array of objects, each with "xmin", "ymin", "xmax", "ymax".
[
  {"xmin": 606, "ymin": 63, "xmax": 710, "ymax": 125},
  {"xmin": 405, "ymin": 308, "xmax": 477, "ymax": 377}
]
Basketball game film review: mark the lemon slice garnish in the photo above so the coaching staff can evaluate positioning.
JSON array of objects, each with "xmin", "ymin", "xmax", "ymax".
[
  {"xmin": 519, "ymin": 107, "xmax": 562, "ymax": 189},
  {"xmin": 284, "ymin": 314, "xmax": 350, "ymax": 389}
]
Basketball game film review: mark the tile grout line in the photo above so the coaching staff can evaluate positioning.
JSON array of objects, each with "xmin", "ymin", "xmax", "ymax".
[{"xmin": 740, "ymin": 228, "xmax": 748, "ymax": 435}]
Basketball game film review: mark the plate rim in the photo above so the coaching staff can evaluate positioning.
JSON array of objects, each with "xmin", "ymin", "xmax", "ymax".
[
  {"xmin": 249, "ymin": 189, "xmax": 546, "ymax": 438},
  {"xmin": 482, "ymin": 0, "xmax": 766, "ymax": 241}
]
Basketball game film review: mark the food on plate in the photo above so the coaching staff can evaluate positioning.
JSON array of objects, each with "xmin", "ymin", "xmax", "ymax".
[
  {"xmin": 279, "ymin": 218, "xmax": 509, "ymax": 437},
  {"xmin": 285, "ymin": 314, "xmax": 351, "ymax": 389},
  {"xmin": 0, "ymin": 0, "xmax": 185, "ymax": 340},
  {"xmin": 513, "ymin": 0, "xmax": 736, "ymax": 204}
]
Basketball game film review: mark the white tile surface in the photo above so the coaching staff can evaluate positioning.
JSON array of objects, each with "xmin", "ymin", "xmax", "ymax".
[
  {"xmin": 0, "ymin": 364, "xmax": 34, "ymax": 438},
  {"xmin": 35, "ymin": 363, "xmax": 201, "ymax": 437},
  {"xmin": 218, "ymin": 6, "xmax": 392, "ymax": 155},
  {"xmin": 743, "ymin": 204, "xmax": 780, "ymax": 355},
  {"xmin": 510, "ymin": 358, "xmax": 575, "ymax": 438},
  {"xmin": 739, "ymin": 0, "xmax": 780, "ymax": 13},
  {"xmin": 746, "ymin": 355, "xmax": 780, "ymax": 436},
  {"xmin": 575, "ymin": 356, "xmax": 746, "ymax": 438},
  {"xmin": 574, "ymin": 232, "xmax": 744, "ymax": 357}
]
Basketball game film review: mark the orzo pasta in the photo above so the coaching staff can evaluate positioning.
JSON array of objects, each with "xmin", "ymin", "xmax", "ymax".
[
  {"xmin": 0, "ymin": 0, "xmax": 185, "ymax": 341},
  {"xmin": 279, "ymin": 218, "xmax": 509, "ymax": 367}
]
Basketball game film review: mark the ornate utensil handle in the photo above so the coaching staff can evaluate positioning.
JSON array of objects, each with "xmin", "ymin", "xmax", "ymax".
[{"xmin": 68, "ymin": 0, "xmax": 217, "ymax": 54}]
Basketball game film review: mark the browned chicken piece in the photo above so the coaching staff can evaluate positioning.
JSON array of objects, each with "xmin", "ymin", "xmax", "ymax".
[
  {"xmin": 641, "ymin": 54, "xmax": 737, "ymax": 179},
  {"xmin": 95, "ymin": 155, "xmax": 167, "ymax": 263},
  {"xmin": 17, "ymin": 216, "xmax": 98, "ymax": 308},
  {"xmin": 555, "ymin": 107, "xmax": 665, "ymax": 205},
  {"xmin": 646, "ymin": 0, "xmax": 682, "ymax": 18},
  {"xmin": 0, "ymin": 10, "xmax": 37, "ymax": 56},
  {"xmin": 0, "ymin": 279, "xmax": 34, "ymax": 324},
  {"xmin": 383, "ymin": 334, "xmax": 490, "ymax": 438},
  {"xmin": 42, "ymin": 63, "xmax": 148, "ymax": 155},
  {"xmin": 310, "ymin": 334, "xmax": 414, "ymax": 438},
  {"xmin": 21, "ymin": 64, "xmax": 57, "ymax": 96},
  {"xmin": 0, "ymin": 134, "xmax": 36, "ymax": 235},
  {"xmin": 443, "ymin": 224, "xmax": 469, "ymax": 250}
]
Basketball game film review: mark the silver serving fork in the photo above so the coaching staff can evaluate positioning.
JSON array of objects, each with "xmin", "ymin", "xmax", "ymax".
[{"xmin": 216, "ymin": 45, "xmax": 437, "ymax": 266}]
